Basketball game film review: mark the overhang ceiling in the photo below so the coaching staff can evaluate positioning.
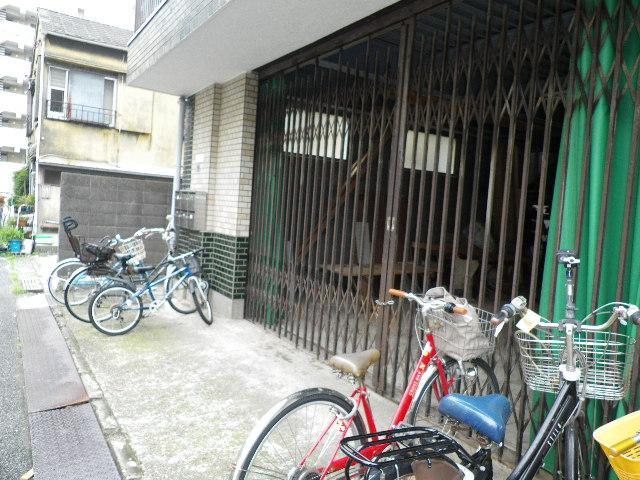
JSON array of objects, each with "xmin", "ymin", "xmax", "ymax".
[{"xmin": 128, "ymin": 0, "xmax": 401, "ymax": 95}]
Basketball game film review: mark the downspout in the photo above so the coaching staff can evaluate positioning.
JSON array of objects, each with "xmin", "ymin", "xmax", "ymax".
[
  {"xmin": 33, "ymin": 36, "xmax": 46, "ymax": 234},
  {"xmin": 171, "ymin": 96, "xmax": 185, "ymax": 218}
]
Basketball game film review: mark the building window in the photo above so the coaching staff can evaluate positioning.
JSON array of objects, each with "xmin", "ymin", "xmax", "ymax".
[
  {"xmin": 283, "ymin": 110, "xmax": 350, "ymax": 160},
  {"xmin": 47, "ymin": 66, "xmax": 117, "ymax": 127},
  {"xmin": 404, "ymin": 131, "xmax": 457, "ymax": 174}
]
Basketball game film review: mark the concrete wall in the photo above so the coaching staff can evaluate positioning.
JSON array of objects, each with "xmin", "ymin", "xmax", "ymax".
[{"xmin": 58, "ymin": 170, "xmax": 172, "ymax": 263}]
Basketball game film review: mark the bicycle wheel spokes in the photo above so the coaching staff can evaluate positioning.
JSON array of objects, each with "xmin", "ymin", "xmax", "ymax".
[
  {"xmin": 65, "ymin": 271, "xmax": 110, "ymax": 322},
  {"xmin": 91, "ymin": 287, "xmax": 141, "ymax": 334},
  {"xmin": 246, "ymin": 402, "xmax": 352, "ymax": 480},
  {"xmin": 49, "ymin": 261, "xmax": 82, "ymax": 304},
  {"xmin": 167, "ymin": 276, "xmax": 196, "ymax": 314}
]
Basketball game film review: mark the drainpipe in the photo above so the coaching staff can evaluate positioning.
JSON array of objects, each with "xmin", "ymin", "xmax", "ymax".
[
  {"xmin": 171, "ymin": 96, "xmax": 185, "ymax": 218},
  {"xmin": 33, "ymin": 37, "xmax": 46, "ymax": 235}
]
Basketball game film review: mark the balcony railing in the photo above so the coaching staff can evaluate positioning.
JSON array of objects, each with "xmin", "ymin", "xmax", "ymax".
[{"xmin": 46, "ymin": 101, "xmax": 115, "ymax": 127}]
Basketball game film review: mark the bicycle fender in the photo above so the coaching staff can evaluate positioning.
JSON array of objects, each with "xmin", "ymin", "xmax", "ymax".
[{"xmin": 231, "ymin": 387, "xmax": 355, "ymax": 480}]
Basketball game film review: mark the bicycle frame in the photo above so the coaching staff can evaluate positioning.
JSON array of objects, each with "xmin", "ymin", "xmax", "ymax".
[
  {"xmin": 508, "ymin": 381, "xmax": 581, "ymax": 480},
  {"xmin": 307, "ymin": 329, "xmax": 457, "ymax": 476},
  {"xmin": 127, "ymin": 263, "xmax": 194, "ymax": 311}
]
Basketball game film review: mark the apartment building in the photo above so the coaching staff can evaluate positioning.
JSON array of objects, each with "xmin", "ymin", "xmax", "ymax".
[
  {"xmin": 0, "ymin": 3, "xmax": 36, "ymax": 196},
  {"xmin": 28, "ymin": 9, "xmax": 179, "ymax": 258}
]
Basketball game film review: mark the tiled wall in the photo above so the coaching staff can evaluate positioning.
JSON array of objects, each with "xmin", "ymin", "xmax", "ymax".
[
  {"xmin": 176, "ymin": 228, "xmax": 248, "ymax": 299},
  {"xmin": 175, "ymin": 72, "xmax": 257, "ymax": 308}
]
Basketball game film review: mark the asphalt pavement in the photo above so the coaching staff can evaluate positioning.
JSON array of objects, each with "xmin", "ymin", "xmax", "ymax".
[{"xmin": 0, "ymin": 259, "xmax": 32, "ymax": 479}]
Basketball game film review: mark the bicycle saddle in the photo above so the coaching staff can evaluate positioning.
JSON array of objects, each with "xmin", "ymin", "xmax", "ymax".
[
  {"xmin": 438, "ymin": 393, "xmax": 511, "ymax": 444},
  {"xmin": 327, "ymin": 349, "xmax": 380, "ymax": 378}
]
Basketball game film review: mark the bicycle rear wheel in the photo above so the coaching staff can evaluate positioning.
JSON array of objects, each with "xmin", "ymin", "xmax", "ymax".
[
  {"xmin": 234, "ymin": 388, "xmax": 366, "ymax": 480},
  {"xmin": 407, "ymin": 357, "xmax": 499, "ymax": 427},
  {"xmin": 89, "ymin": 285, "xmax": 142, "ymax": 335},
  {"xmin": 64, "ymin": 266, "xmax": 117, "ymax": 322},
  {"xmin": 48, "ymin": 259, "xmax": 83, "ymax": 304},
  {"xmin": 166, "ymin": 274, "xmax": 196, "ymax": 314}
]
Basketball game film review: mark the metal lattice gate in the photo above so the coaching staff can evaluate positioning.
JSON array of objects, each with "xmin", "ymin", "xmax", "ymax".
[{"xmin": 247, "ymin": 0, "xmax": 640, "ymax": 469}]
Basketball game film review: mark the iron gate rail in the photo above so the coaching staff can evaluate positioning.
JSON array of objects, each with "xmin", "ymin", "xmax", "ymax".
[{"xmin": 247, "ymin": 0, "xmax": 640, "ymax": 473}]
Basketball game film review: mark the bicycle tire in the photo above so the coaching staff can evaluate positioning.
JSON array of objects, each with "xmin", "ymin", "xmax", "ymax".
[
  {"xmin": 234, "ymin": 388, "xmax": 367, "ymax": 480},
  {"xmin": 166, "ymin": 274, "xmax": 197, "ymax": 314},
  {"xmin": 48, "ymin": 258, "xmax": 83, "ymax": 304},
  {"xmin": 88, "ymin": 285, "xmax": 143, "ymax": 336},
  {"xmin": 560, "ymin": 417, "xmax": 589, "ymax": 480},
  {"xmin": 191, "ymin": 278, "xmax": 213, "ymax": 325},
  {"xmin": 407, "ymin": 357, "xmax": 499, "ymax": 427},
  {"xmin": 64, "ymin": 266, "xmax": 120, "ymax": 322}
]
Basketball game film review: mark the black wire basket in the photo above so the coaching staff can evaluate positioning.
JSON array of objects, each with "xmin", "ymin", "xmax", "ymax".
[{"xmin": 340, "ymin": 426, "xmax": 474, "ymax": 480}]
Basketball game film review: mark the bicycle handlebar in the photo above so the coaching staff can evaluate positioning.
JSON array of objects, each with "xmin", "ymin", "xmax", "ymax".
[
  {"xmin": 389, "ymin": 288, "xmax": 407, "ymax": 298},
  {"xmin": 387, "ymin": 289, "xmax": 468, "ymax": 315},
  {"xmin": 492, "ymin": 296, "xmax": 640, "ymax": 332}
]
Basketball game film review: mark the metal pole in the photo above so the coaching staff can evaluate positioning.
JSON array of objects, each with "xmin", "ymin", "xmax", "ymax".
[
  {"xmin": 171, "ymin": 96, "xmax": 185, "ymax": 218},
  {"xmin": 33, "ymin": 37, "xmax": 46, "ymax": 234}
]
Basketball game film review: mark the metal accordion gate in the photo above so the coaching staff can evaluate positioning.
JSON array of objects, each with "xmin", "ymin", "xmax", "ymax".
[{"xmin": 247, "ymin": 0, "xmax": 640, "ymax": 468}]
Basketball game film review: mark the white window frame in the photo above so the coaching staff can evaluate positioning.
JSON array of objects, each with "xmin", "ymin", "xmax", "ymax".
[
  {"xmin": 46, "ymin": 65, "xmax": 118, "ymax": 127},
  {"xmin": 47, "ymin": 65, "xmax": 68, "ymax": 120}
]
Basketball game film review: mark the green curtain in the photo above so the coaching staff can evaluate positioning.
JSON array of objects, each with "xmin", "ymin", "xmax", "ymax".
[
  {"xmin": 261, "ymin": 78, "xmax": 286, "ymax": 325},
  {"xmin": 536, "ymin": 0, "xmax": 640, "ymax": 473}
]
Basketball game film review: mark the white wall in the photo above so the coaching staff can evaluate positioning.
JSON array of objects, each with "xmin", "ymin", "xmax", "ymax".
[{"xmin": 0, "ymin": 161, "xmax": 23, "ymax": 197}]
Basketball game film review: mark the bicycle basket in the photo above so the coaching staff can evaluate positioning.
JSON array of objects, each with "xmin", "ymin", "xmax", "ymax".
[
  {"xmin": 340, "ymin": 426, "xmax": 469, "ymax": 480},
  {"xmin": 594, "ymin": 411, "xmax": 640, "ymax": 480},
  {"xmin": 423, "ymin": 306, "xmax": 496, "ymax": 361},
  {"xmin": 117, "ymin": 238, "xmax": 146, "ymax": 264},
  {"xmin": 515, "ymin": 329, "xmax": 635, "ymax": 401}
]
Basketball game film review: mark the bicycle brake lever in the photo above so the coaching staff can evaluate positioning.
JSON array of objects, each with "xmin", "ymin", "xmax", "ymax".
[{"xmin": 375, "ymin": 300, "xmax": 395, "ymax": 306}]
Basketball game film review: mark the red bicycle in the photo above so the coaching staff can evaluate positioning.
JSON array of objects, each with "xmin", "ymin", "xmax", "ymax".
[{"xmin": 233, "ymin": 287, "xmax": 499, "ymax": 480}]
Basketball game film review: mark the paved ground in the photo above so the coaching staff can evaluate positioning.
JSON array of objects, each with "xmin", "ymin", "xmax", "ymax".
[
  {"xmin": 36, "ymin": 254, "xmax": 512, "ymax": 480},
  {"xmin": 0, "ymin": 258, "xmax": 32, "ymax": 479}
]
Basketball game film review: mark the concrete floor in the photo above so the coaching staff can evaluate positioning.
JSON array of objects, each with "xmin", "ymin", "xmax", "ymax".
[{"xmin": 37, "ymin": 255, "xmax": 512, "ymax": 480}]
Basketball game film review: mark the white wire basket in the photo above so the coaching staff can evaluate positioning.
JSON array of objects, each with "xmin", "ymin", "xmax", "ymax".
[
  {"xmin": 117, "ymin": 238, "xmax": 146, "ymax": 264},
  {"xmin": 420, "ymin": 306, "xmax": 497, "ymax": 361},
  {"xmin": 515, "ymin": 329, "xmax": 636, "ymax": 401}
]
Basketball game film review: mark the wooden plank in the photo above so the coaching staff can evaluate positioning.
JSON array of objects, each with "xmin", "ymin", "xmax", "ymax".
[{"xmin": 17, "ymin": 308, "xmax": 89, "ymax": 413}]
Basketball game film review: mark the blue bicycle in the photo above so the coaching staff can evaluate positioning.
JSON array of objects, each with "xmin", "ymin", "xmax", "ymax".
[{"xmin": 87, "ymin": 249, "xmax": 212, "ymax": 335}]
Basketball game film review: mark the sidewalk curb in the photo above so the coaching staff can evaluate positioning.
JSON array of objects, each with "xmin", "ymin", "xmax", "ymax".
[{"xmin": 49, "ymin": 302, "xmax": 144, "ymax": 479}]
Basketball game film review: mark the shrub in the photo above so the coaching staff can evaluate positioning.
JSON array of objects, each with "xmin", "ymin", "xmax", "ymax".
[
  {"xmin": 0, "ymin": 226, "xmax": 24, "ymax": 246},
  {"xmin": 13, "ymin": 167, "xmax": 29, "ymax": 198}
]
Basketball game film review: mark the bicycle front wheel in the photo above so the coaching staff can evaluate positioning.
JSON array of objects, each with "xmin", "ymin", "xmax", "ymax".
[
  {"xmin": 48, "ymin": 259, "xmax": 83, "ymax": 304},
  {"xmin": 234, "ymin": 388, "xmax": 366, "ymax": 480},
  {"xmin": 89, "ymin": 285, "xmax": 142, "ymax": 335},
  {"xmin": 560, "ymin": 418, "xmax": 589, "ymax": 480},
  {"xmin": 407, "ymin": 357, "xmax": 499, "ymax": 427},
  {"xmin": 190, "ymin": 277, "xmax": 212, "ymax": 325}
]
